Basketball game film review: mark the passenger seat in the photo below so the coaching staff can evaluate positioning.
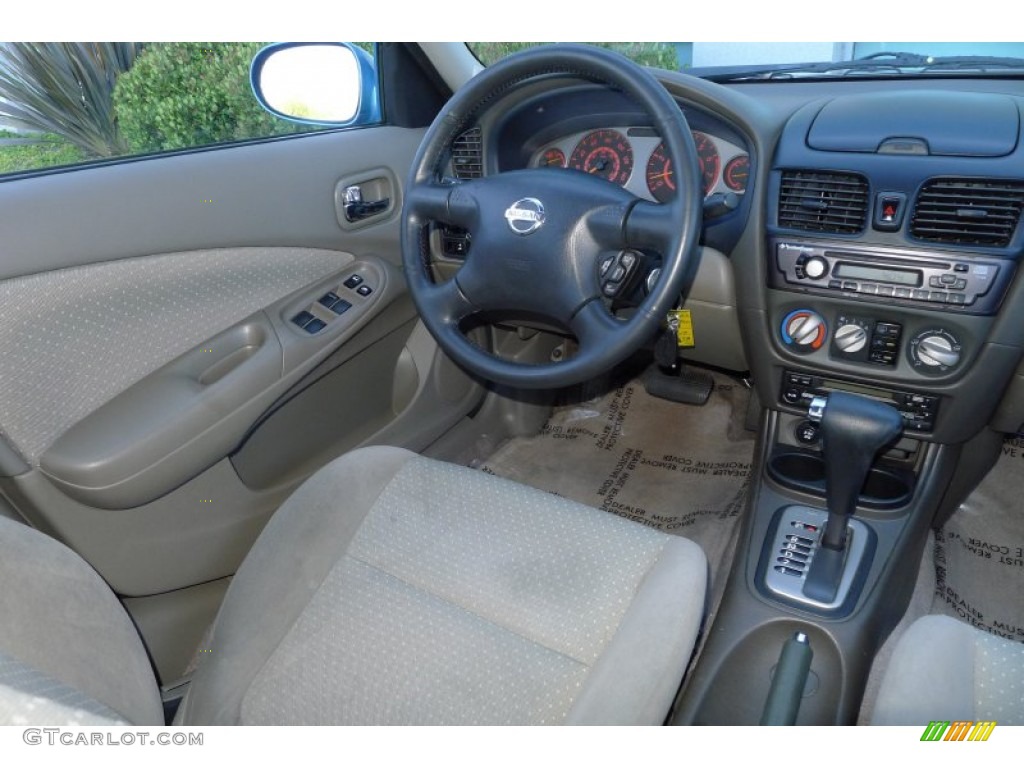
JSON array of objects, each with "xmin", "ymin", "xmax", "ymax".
[{"xmin": 871, "ymin": 614, "xmax": 1023, "ymax": 725}]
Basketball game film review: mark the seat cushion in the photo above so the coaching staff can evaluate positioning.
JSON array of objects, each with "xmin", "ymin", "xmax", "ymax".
[
  {"xmin": 872, "ymin": 614, "xmax": 1024, "ymax": 725},
  {"xmin": 0, "ymin": 516, "xmax": 163, "ymax": 725},
  {"xmin": 178, "ymin": 446, "xmax": 707, "ymax": 725}
]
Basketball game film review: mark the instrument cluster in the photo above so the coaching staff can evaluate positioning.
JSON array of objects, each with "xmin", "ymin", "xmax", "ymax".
[{"xmin": 531, "ymin": 126, "xmax": 749, "ymax": 202}]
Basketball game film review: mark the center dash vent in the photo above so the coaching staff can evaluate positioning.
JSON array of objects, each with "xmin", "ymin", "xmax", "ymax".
[
  {"xmin": 778, "ymin": 170, "xmax": 868, "ymax": 234},
  {"xmin": 911, "ymin": 177, "xmax": 1024, "ymax": 248},
  {"xmin": 451, "ymin": 127, "xmax": 483, "ymax": 179}
]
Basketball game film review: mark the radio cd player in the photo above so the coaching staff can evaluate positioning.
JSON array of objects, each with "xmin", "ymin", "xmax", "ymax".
[{"xmin": 772, "ymin": 239, "xmax": 1012, "ymax": 315}]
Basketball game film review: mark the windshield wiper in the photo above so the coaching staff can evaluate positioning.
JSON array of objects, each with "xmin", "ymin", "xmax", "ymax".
[{"xmin": 700, "ymin": 52, "xmax": 1024, "ymax": 82}]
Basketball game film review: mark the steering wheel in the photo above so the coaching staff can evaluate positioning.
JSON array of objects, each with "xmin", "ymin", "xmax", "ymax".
[{"xmin": 401, "ymin": 44, "xmax": 703, "ymax": 389}]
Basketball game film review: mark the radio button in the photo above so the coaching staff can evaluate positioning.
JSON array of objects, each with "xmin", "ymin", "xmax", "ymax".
[
  {"xmin": 953, "ymin": 278, "xmax": 967, "ymax": 290},
  {"xmin": 829, "ymin": 280, "xmax": 842, "ymax": 289},
  {"xmin": 803, "ymin": 255, "xmax": 829, "ymax": 280},
  {"xmin": 940, "ymin": 274, "xmax": 957, "ymax": 286},
  {"xmin": 894, "ymin": 287, "xmax": 912, "ymax": 298},
  {"xmin": 877, "ymin": 286, "xmax": 894, "ymax": 297},
  {"xmin": 842, "ymin": 281, "xmax": 858, "ymax": 291},
  {"xmin": 859, "ymin": 283, "xmax": 878, "ymax": 294},
  {"xmin": 912, "ymin": 289, "xmax": 930, "ymax": 300},
  {"xmin": 954, "ymin": 263, "xmax": 969, "ymax": 273},
  {"xmin": 929, "ymin": 276, "xmax": 944, "ymax": 288},
  {"xmin": 948, "ymin": 293, "xmax": 966, "ymax": 305},
  {"xmin": 929, "ymin": 291, "xmax": 948, "ymax": 302}
]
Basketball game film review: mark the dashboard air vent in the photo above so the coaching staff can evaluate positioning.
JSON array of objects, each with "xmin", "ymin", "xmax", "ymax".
[
  {"xmin": 451, "ymin": 127, "xmax": 483, "ymax": 179},
  {"xmin": 778, "ymin": 170, "xmax": 868, "ymax": 234},
  {"xmin": 911, "ymin": 177, "xmax": 1024, "ymax": 247}
]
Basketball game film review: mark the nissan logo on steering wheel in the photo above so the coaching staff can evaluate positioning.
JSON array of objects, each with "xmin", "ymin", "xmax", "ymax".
[{"xmin": 504, "ymin": 197, "xmax": 546, "ymax": 235}]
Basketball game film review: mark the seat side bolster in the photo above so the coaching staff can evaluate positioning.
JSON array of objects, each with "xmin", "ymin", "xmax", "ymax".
[{"xmin": 565, "ymin": 536, "xmax": 708, "ymax": 725}]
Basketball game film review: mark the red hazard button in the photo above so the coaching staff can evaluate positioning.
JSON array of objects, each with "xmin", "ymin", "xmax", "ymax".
[{"xmin": 874, "ymin": 192, "xmax": 907, "ymax": 231}]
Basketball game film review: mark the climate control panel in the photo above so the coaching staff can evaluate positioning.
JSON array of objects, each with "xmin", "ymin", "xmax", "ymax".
[{"xmin": 777, "ymin": 306, "xmax": 964, "ymax": 375}]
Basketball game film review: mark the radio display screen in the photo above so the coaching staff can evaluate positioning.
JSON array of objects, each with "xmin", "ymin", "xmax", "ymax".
[{"xmin": 833, "ymin": 262, "xmax": 920, "ymax": 287}]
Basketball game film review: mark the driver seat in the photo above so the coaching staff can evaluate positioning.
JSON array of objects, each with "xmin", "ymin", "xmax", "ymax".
[{"xmin": 0, "ymin": 447, "xmax": 707, "ymax": 725}]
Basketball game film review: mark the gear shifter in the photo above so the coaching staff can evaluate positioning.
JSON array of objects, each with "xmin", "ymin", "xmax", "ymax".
[{"xmin": 802, "ymin": 392, "xmax": 903, "ymax": 603}]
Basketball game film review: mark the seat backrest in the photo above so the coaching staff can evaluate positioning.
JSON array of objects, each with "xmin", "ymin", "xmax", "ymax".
[{"xmin": 0, "ymin": 516, "xmax": 163, "ymax": 726}]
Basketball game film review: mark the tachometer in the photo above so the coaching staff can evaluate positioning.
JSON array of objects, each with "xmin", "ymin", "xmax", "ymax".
[
  {"xmin": 645, "ymin": 142, "xmax": 675, "ymax": 203},
  {"xmin": 723, "ymin": 154, "xmax": 750, "ymax": 193},
  {"xmin": 692, "ymin": 131, "xmax": 720, "ymax": 195},
  {"xmin": 568, "ymin": 129, "xmax": 634, "ymax": 185}
]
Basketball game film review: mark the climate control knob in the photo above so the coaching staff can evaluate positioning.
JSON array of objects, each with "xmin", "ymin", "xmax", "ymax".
[
  {"xmin": 780, "ymin": 309, "xmax": 827, "ymax": 354},
  {"xmin": 834, "ymin": 323, "xmax": 868, "ymax": 354},
  {"xmin": 909, "ymin": 329, "xmax": 962, "ymax": 373}
]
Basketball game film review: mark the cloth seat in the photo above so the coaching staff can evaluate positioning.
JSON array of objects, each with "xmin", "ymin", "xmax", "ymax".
[
  {"xmin": 0, "ymin": 446, "xmax": 707, "ymax": 726},
  {"xmin": 871, "ymin": 614, "xmax": 1024, "ymax": 725}
]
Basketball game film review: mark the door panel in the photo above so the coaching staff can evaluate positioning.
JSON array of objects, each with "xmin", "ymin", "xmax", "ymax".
[{"xmin": 0, "ymin": 123, "xmax": 483, "ymax": 609}]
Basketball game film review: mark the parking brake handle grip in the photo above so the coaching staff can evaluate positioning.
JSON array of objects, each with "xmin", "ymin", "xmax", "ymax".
[
  {"xmin": 760, "ymin": 632, "xmax": 813, "ymax": 726},
  {"xmin": 811, "ymin": 392, "xmax": 903, "ymax": 550}
]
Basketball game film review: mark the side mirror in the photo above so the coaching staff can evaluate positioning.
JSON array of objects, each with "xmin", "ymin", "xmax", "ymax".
[{"xmin": 250, "ymin": 42, "xmax": 380, "ymax": 126}]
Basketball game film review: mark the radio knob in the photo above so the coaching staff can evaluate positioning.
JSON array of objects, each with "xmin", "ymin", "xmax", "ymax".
[
  {"xmin": 781, "ymin": 309, "xmax": 827, "ymax": 353},
  {"xmin": 834, "ymin": 323, "xmax": 868, "ymax": 353},
  {"xmin": 910, "ymin": 330, "xmax": 962, "ymax": 371},
  {"xmin": 803, "ymin": 255, "xmax": 829, "ymax": 280}
]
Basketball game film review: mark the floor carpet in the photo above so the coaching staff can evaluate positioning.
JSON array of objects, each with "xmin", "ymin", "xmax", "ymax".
[
  {"xmin": 480, "ymin": 369, "xmax": 757, "ymax": 594},
  {"xmin": 932, "ymin": 436, "xmax": 1024, "ymax": 644}
]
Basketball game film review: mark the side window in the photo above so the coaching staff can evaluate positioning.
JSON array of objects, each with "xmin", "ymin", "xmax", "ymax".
[{"xmin": 0, "ymin": 42, "xmax": 378, "ymax": 178}]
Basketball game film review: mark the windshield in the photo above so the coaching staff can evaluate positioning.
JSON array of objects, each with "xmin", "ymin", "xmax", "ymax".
[{"xmin": 468, "ymin": 42, "xmax": 1024, "ymax": 80}]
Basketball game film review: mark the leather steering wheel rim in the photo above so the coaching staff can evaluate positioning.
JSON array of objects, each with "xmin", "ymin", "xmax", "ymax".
[{"xmin": 401, "ymin": 44, "xmax": 703, "ymax": 389}]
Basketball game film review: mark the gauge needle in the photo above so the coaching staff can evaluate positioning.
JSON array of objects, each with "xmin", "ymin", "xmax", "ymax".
[{"xmin": 651, "ymin": 171, "xmax": 673, "ymax": 181}]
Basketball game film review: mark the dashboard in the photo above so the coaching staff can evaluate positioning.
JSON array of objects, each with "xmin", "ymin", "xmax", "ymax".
[{"xmin": 444, "ymin": 73, "xmax": 1024, "ymax": 450}]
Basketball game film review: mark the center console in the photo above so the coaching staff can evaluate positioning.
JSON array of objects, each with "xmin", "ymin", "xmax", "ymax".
[{"xmin": 671, "ymin": 88, "xmax": 1024, "ymax": 724}]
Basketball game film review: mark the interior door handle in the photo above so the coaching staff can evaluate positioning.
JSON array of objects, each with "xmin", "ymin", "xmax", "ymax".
[{"xmin": 343, "ymin": 185, "xmax": 390, "ymax": 222}]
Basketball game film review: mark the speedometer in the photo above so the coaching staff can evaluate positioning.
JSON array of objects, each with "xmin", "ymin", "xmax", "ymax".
[{"xmin": 568, "ymin": 129, "xmax": 633, "ymax": 186}]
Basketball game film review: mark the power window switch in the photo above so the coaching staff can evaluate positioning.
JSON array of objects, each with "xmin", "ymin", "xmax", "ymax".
[
  {"xmin": 356, "ymin": 284, "xmax": 373, "ymax": 297},
  {"xmin": 331, "ymin": 298, "xmax": 352, "ymax": 314},
  {"xmin": 318, "ymin": 292, "xmax": 342, "ymax": 309},
  {"xmin": 343, "ymin": 274, "xmax": 364, "ymax": 290},
  {"xmin": 291, "ymin": 310, "xmax": 315, "ymax": 328},
  {"xmin": 304, "ymin": 318, "xmax": 326, "ymax": 334}
]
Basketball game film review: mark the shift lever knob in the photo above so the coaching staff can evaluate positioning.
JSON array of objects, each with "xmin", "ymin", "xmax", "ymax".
[{"xmin": 809, "ymin": 392, "xmax": 903, "ymax": 550}]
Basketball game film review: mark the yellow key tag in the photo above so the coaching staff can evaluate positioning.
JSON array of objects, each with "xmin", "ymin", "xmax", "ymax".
[{"xmin": 669, "ymin": 309, "xmax": 695, "ymax": 348}]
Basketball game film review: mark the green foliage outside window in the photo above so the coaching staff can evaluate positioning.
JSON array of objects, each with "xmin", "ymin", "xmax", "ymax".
[{"xmin": 113, "ymin": 42, "xmax": 312, "ymax": 154}]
